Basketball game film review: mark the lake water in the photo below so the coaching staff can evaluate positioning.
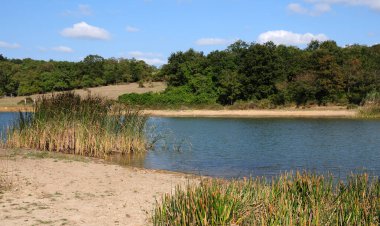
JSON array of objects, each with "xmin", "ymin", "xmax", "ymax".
[{"xmin": 1, "ymin": 112, "xmax": 379, "ymax": 178}]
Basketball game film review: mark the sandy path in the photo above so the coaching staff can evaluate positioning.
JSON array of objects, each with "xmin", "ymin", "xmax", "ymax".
[
  {"xmin": 0, "ymin": 153, "xmax": 196, "ymax": 226},
  {"xmin": 143, "ymin": 109, "xmax": 357, "ymax": 118}
]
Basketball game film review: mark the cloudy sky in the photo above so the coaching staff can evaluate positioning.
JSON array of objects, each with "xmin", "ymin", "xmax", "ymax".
[{"xmin": 0, "ymin": 0, "xmax": 379, "ymax": 65}]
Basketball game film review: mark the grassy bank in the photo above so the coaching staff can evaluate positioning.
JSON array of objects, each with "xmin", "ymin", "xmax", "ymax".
[
  {"xmin": 3, "ymin": 93, "xmax": 148, "ymax": 158},
  {"xmin": 153, "ymin": 172, "xmax": 380, "ymax": 225},
  {"xmin": 359, "ymin": 106, "xmax": 380, "ymax": 118}
]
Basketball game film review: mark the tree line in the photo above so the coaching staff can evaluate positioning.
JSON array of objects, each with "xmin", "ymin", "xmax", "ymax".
[
  {"xmin": 0, "ymin": 54, "xmax": 158, "ymax": 96},
  {"xmin": 2, "ymin": 40, "xmax": 380, "ymax": 107},
  {"xmin": 152, "ymin": 40, "xmax": 380, "ymax": 107}
]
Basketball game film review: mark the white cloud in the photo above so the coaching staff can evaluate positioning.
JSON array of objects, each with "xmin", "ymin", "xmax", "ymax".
[
  {"xmin": 78, "ymin": 4, "xmax": 92, "ymax": 16},
  {"xmin": 127, "ymin": 51, "xmax": 166, "ymax": 65},
  {"xmin": 195, "ymin": 38, "xmax": 233, "ymax": 46},
  {"xmin": 52, "ymin": 46, "xmax": 74, "ymax": 53},
  {"xmin": 288, "ymin": 3, "xmax": 309, "ymax": 14},
  {"xmin": 60, "ymin": 22, "xmax": 110, "ymax": 40},
  {"xmin": 63, "ymin": 4, "xmax": 92, "ymax": 16},
  {"xmin": 0, "ymin": 41, "xmax": 21, "ymax": 49},
  {"xmin": 287, "ymin": 2, "xmax": 331, "ymax": 15},
  {"xmin": 289, "ymin": 0, "xmax": 380, "ymax": 16},
  {"xmin": 126, "ymin": 26, "xmax": 140, "ymax": 33},
  {"xmin": 308, "ymin": 0, "xmax": 380, "ymax": 11},
  {"xmin": 258, "ymin": 30, "xmax": 329, "ymax": 45},
  {"xmin": 138, "ymin": 58, "xmax": 166, "ymax": 65},
  {"xmin": 128, "ymin": 51, "xmax": 162, "ymax": 58}
]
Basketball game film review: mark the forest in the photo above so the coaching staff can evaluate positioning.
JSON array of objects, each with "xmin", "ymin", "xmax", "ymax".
[
  {"xmin": 2, "ymin": 40, "xmax": 380, "ymax": 107},
  {"xmin": 0, "ymin": 54, "xmax": 158, "ymax": 96},
  {"xmin": 120, "ymin": 40, "xmax": 380, "ymax": 108}
]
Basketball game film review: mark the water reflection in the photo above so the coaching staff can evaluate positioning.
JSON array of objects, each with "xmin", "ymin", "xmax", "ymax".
[{"xmin": 105, "ymin": 152, "xmax": 147, "ymax": 168}]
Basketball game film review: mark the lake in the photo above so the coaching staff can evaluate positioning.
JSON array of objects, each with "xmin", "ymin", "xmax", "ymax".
[{"xmin": 1, "ymin": 112, "xmax": 379, "ymax": 178}]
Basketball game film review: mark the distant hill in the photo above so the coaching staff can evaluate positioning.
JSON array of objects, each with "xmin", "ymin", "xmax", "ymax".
[{"xmin": 0, "ymin": 82, "xmax": 166, "ymax": 107}]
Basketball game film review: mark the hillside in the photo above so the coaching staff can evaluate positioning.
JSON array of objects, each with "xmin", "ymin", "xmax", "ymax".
[{"xmin": 0, "ymin": 82, "xmax": 166, "ymax": 108}]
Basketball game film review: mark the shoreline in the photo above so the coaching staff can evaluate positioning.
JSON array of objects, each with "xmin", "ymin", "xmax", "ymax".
[
  {"xmin": 0, "ymin": 106, "xmax": 358, "ymax": 118},
  {"xmin": 143, "ymin": 109, "xmax": 357, "ymax": 118},
  {"xmin": 0, "ymin": 150, "xmax": 198, "ymax": 226}
]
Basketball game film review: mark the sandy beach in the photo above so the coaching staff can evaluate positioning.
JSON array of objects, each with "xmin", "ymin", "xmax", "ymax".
[
  {"xmin": 0, "ymin": 150, "xmax": 197, "ymax": 226},
  {"xmin": 143, "ymin": 108, "xmax": 357, "ymax": 118},
  {"xmin": 0, "ymin": 107, "xmax": 357, "ymax": 118}
]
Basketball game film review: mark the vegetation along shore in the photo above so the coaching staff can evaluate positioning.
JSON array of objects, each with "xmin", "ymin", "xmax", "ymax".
[
  {"xmin": 2, "ymin": 40, "xmax": 380, "ymax": 117},
  {"xmin": 1, "ymin": 40, "xmax": 380, "ymax": 225}
]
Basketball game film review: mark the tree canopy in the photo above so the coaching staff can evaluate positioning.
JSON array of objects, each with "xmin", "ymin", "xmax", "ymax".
[
  {"xmin": 121, "ymin": 40, "xmax": 380, "ymax": 107},
  {"xmin": 0, "ymin": 55, "xmax": 159, "ymax": 96}
]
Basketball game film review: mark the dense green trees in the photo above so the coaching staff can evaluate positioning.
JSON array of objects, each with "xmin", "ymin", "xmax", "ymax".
[
  {"xmin": 0, "ymin": 55, "xmax": 158, "ymax": 96},
  {"xmin": 151, "ymin": 40, "xmax": 380, "ymax": 107},
  {"xmin": 2, "ymin": 40, "xmax": 380, "ymax": 108}
]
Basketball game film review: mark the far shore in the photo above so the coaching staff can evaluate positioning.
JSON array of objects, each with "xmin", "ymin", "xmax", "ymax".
[
  {"xmin": 144, "ymin": 108, "xmax": 357, "ymax": 118},
  {"xmin": 0, "ymin": 106, "xmax": 358, "ymax": 118}
]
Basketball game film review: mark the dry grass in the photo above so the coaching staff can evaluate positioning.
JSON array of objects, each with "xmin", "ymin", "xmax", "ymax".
[
  {"xmin": 3, "ymin": 93, "xmax": 149, "ymax": 158},
  {"xmin": 0, "ymin": 82, "xmax": 166, "ymax": 107},
  {"xmin": 153, "ymin": 172, "xmax": 380, "ymax": 226}
]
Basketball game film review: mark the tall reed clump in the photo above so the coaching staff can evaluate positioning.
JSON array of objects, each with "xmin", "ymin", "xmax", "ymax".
[
  {"xmin": 359, "ymin": 91, "xmax": 380, "ymax": 118},
  {"xmin": 153, "ymin": 172, "xmax": 380, "ymax": 225},
  {"xmin": 4, "ymin": 93, "xmax": 148, "ymax": 158}
]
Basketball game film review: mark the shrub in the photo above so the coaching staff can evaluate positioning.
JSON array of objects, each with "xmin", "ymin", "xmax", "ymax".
[{"xmin": 118, "ymin": 86, "xmax": 217, "ymax": 108}]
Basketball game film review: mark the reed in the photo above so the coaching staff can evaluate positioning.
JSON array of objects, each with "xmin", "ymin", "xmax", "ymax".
[
  {"xmin": 359, "ymin": 105, "xmax": 380, "ymax": 118},
  {"xmin": 359, "ymin": 91, "xmax": 380, "ymax": 118},
  {"xmin": 153, "ymin": 172, "xmax": 380, "ymax": 226},
  {"xmin": 4, "ymin": 93, "xmax": 148, "ymax": 158}
]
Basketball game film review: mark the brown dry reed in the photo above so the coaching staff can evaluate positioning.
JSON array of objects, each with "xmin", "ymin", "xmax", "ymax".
[
  {"xmin": 153, "ymin": 172, "xmax": 380, "ymax": 226},
  {"xmin": 4, "ymin": 93, "xmax": 148, "ymax": 158}
]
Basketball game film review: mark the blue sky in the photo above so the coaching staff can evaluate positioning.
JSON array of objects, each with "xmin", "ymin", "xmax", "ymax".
[{"xmin": 0, "ymin": 0, "xmax": 379, "ymax": 65}]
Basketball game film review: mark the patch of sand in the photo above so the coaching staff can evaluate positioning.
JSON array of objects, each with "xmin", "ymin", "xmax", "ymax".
[
  {"xmin": 0, "ymin": 82, "xmax": 166, "ymax": 107},
  {"xmin": 0, "ymin": 152, "xmax": 196, "ymax": 226},
  {"xmin": 143, "ymin": 109, "xmax": 357, "ymax": 118}
]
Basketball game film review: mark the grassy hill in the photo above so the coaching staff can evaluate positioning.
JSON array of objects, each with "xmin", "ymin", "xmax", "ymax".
[{"xmin": 0, "ymin": 82, "xmax": 166, "ymax": 108}]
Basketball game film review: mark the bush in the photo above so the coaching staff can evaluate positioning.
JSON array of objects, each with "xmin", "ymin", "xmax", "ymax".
[{"xmin": 118, "ymin": 86, "xmax": 217, "ymax": 108}]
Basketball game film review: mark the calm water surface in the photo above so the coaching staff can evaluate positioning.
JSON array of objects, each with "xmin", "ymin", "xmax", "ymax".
[{"xmin": 1, "ymin": 112, "xmax": 379, "ymax": 178}]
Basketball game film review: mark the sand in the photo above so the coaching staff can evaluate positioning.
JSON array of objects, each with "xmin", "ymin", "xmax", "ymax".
[
  {"xmin": 144, "ymin": 108, "xmax": 357, "ymax": 118},
  {"xmin": 0, "ymin": 150, "xmax": 197, "ymax": 226},
  {"xmin": 0, "ymin": 82, "xmax": 166, "ymax": 108}
]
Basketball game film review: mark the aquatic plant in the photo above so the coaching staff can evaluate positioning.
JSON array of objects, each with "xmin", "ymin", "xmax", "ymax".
[
  {"xmin": 153, "ymin": 172, "xmax": 380, "ymax": 225},
  {"xmin": 4, "ymin": 93, "xmax": 148, "ymax": 157}
]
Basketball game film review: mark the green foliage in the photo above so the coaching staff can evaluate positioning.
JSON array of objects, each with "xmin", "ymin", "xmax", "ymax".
[
  {"xmin": 2, "ymin": 39, "xmax": 380, "ymax": 108},
  {"xmin": 119, "ymin": 86, "xmax": 217, "ymax": 108},
  {"xmin": 155, "ymin": 40, "xmax": 380, "ymax": 108},
  {"xmin": 0, "ymin": 54, "xmax": 157, "ymax": 96},
  {"xmin": 153, "ymin": 173, "xmax": 380, "ymax": 226},
  {"xmin": 160, "ymin": 49, "xmax": 206, "ymax": 87}
]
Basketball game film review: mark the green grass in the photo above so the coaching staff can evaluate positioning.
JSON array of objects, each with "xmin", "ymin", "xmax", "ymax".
[
  {"xmin": 4, "ymin": 92, "xmax": 149, "ymax": 158},
  {"xmin": 153, "ymin": 172, "xmax": 380, "ymax": 226}
]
